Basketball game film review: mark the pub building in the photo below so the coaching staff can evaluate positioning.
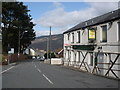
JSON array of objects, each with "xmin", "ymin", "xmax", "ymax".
[{"xmin": 63, "ymin": 9, "xmax": 120, "ymax": 79}]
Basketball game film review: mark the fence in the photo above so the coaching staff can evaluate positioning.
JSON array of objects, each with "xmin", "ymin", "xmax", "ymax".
[{"xmin": 64, "ymin": 50, "xmax": 120, "ymax": 79}]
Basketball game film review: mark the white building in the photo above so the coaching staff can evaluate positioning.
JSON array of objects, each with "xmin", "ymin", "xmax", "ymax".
[
  {"xmin": 24, "ymin": 47, "xmax": 36, "ymax": 57},
  {"xmin": 63, "ymin": 9, "xmax": 120, "ymax": 79}
]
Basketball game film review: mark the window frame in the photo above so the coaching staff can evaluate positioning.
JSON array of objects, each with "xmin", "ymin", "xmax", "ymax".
[
  {"xmin": 118, "ymin": 22, "xmax": 120, "ymax": 42},
  {"xmin": 90, "ymin": 52, "xmax": 93, "ymax": 66},
  {"xmin": 101, "ymin": 25, "xmax": 107, "ymax": 43},
  {"xmin": 71, "ymin": 32, "xmax": 74, "ymax": 43},
  {"xmin": 77, "ymin": 31, "xmax": 81, "ymax": 43},
  {"xmin": 67, "ymin": 33, "xmax": 70, "ymax": 41}
]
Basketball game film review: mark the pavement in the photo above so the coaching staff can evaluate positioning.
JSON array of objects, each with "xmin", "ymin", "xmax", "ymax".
[{"xmin": 1, "ymin": 59, "xmax": 120, "ymax": 88}]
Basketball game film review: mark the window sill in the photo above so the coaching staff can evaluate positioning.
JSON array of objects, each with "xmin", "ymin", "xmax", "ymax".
[{"xmin": 76, "ymin": 42, "xmax": 80, "ymax": 43}]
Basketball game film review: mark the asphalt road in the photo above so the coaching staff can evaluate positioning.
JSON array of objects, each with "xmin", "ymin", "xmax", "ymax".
[{"xmin": 1, "ymin": 59, "xmax": 119, "ymax": 88}]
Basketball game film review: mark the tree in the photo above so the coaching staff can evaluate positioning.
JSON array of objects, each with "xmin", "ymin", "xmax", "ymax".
[
  {"xmin": 2, "ymin": 2, "xmax": 36, "ymax": 54},
  {"xmin": 44, "ymin": 52, "xmax": 56, "ymax": 59}
]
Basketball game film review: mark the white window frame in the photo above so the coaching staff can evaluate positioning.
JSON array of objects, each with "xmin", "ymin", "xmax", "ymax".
[{"xmin": 100, "ymin": 25, "xmax": 107, "ymax": 43}]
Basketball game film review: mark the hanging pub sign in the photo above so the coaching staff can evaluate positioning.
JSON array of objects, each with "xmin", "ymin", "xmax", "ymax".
[{"xmin": 88, "ymin": 28, "xmax": 96, "ymax": 40}]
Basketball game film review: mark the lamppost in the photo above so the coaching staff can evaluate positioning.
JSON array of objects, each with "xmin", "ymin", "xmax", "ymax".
[{"xmin": 18, "ymin": 30, "xmax": 28, "ymax": 59}]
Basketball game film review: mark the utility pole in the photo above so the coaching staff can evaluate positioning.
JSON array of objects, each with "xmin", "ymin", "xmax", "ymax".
[
  {"xmin": 49, "ymin": 26, "xmax": 51, "ymax": 64},
  {"xmin": 47, "ymin": 37, "xmax": 49, "ymax": 60}
]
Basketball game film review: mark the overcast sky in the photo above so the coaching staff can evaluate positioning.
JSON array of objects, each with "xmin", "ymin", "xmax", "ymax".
[{"xmin": 23, "ymin": 1, "xmax": 119, "ymax": 37}]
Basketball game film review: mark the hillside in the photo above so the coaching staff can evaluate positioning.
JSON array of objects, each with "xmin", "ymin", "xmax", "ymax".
[{"xmin": 30, "ymin": 34, "xmax": 63, "ymax": 51}]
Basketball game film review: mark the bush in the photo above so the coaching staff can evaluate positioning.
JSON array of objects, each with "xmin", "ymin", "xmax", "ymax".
[
  {"xmin": 44, "ymin": 52, "xmax": 56, "ymax": 59},
  {"xmin": 0, "ymin": 54, "xmax": 8, "ymax": 65}
]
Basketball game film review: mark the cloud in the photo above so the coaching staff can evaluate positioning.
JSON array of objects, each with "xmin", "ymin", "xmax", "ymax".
[
  {"xmin": 53, "ymin": 2, "xmax": 64, "ymax": 8},
  {"xmin": 18, "ymin": 0, "xmax": 119, "ymax": 2},
  {"xmin": 35, "ymin": 7, "xmax": 92, "ymax": 27},
  {"xmin": 35, "ymin": 30, "xmax": 50, "ymax": 36},
  {"xmin": 34, "ymin": 2, "xmax": 118, "ymax": 36},
  {"xmin": 36, "ymin": 2, "xmax": 118, "ymax": 27},
  {"xmin": 35, "ymin": 27, "xmax": 70, "ymax": 37},
  {"xmin": 88, "ymin": 2, "xmax": 118, "ymax": 15},
  {"xmin": 84, "ymin": 0, "xmax": 119, "ymax": 2}
]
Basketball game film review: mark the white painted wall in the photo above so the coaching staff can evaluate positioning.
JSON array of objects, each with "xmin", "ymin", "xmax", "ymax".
[
  {"xmin": 63, "ymin": 19, "xmax": 120, "ymax": 79},
  {"xmin": 51, "ymin": 58, "xmax": 63, "ymax": 65}
]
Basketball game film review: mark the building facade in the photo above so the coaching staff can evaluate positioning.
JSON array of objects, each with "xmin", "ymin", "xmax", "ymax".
[
  {"xmin": 63, "ymin": 9, "xmax": 120, "ymax": 79},
  {"xmin": 24, "ymin": 47, "xmax": 36, "ymax": 57}
]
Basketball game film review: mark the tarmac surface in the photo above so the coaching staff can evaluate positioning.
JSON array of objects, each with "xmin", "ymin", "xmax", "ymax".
[{"xmin": 1, "ymin": 59, "xmax": 120, "ymax": 88}]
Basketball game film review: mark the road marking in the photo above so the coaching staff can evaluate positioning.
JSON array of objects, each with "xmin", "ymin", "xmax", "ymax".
[
  {"xmin": 1, "ymin": 66, "xmax": 15, "ymax": 74},
  {"xmin": 32, "ymin": 61, "xmax": 33, "ymax": 63},
  {"xmin": 34, "ymin": 65, "xmax": 37, "ymax": 68},
  {"xmin": 33, "ymin": 63, "xmax": 37, "ymax": 68},
  {"xmin": 32, "ymin": 60, "xmax": 53, "ymax": 85},
  {"xmin": 32, "ymin": 60, "xmax": 36, "ymax": 69},
  {"xmin": 37, "ymin": 68, "xmax": 41, "ymax": 73},
  {"xmin": 43, "ymin": 74, "xmax": 54, "ymax": 85}
]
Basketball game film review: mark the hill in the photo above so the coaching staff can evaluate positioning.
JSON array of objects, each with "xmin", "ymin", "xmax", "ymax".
[{"xmin": 30, "ymin": 34, "xmax": 63, "ymax": 51}]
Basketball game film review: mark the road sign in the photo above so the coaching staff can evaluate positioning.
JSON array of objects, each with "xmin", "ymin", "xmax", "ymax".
[{"xmin": 8, "ymin": 48, "xmax": 14, "ymax": 54}]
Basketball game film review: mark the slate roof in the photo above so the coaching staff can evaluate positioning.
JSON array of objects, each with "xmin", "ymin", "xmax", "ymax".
[{"xmin": 63, "ymin": 9, "xmax": 120, "ymax": 34}]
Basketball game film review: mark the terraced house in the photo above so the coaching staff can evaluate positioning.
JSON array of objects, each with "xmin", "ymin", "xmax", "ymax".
[{"xmin": 63, "ymin": 9, "xmax": 120, "ymax": 79}]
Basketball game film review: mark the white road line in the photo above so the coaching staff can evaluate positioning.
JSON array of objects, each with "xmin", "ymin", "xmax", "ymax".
[
  {"xmin": 1, "ymin": 66, "xmax": 15, "ymax": 74},
  {"xmin": 37, "ymin": 68, "xmax": 41, "ymax": 73},
  {"xmin": 32, "ymin": 61, "xmax": 36, "ymax": 68},
  {"xmin": 32, "ymin": 60, "xmax": 53, "ymax": 85},
  {"xmin": 33, "ymin": 63, "xmax": 37, "ymax": 68},
  {"xmin": 43, "ymin": 74, "xmax": 54, "ymax": 85},
  {"xmin": 34, "ymin": 65, "xmax": 37, "ymax": 68}
]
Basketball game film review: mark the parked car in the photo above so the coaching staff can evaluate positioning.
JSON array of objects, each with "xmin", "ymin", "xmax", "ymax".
[
  {"xmin": 32, "ymin": 56, "xmax": 36, "ymax": 59},
  {"xmin": 39, "ymin": 56, "xmax": 45, "ymax": 61},
  {"xmin": 37, "ymin": 56, "xmax": 40, "ymax": 59}
]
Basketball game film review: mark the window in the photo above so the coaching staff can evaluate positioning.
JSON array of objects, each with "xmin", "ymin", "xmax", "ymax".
[
  {"xmin": 72, "ymin": 33, "xmax": 74, "ymax": 43},
  {"xmin": 77, "ymin": 31, "xmax": 80, "ymax": 43},
  {"xmin": 68, "ymin": 50, "xmax": 69, "ymax": 58},
  {"xmin": 67, "ymin": 33, "xmax": 70, "ymax": 40},
  {"xmin": 90, "ymin": 53, "xmax": 93, "ymax": 66},
  {"xmin": 78, "ymin": 51, "xmax": 80, "ymax": 62},
  {"xmin": 118, "ymin": 22, "xmax": 120, "ymax": 41},
  {"xmin": 101, "ymin": 25, "xmax": 107, "ymax": 42}
]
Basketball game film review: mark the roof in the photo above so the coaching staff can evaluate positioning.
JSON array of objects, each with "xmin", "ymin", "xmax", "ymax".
[
  {"xmin": 58, "ymin": 49, "xmax": 64, "ymax": 55},
  {"xmin": 63, "ymin": 9, "xmax": 120, "ymax": 34}
]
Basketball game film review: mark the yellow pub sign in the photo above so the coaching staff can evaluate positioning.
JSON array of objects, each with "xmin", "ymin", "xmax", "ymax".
[{"xmin": 88, "ymin": 29, "xmax": 96, "ymax": 40}]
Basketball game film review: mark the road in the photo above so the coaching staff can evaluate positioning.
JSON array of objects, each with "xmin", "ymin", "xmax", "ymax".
[{"xmin": 1, "ymin": 59, "xmax": 119, "ymax": 88}]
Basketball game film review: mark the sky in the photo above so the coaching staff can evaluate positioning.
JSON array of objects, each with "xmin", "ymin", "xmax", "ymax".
[{"xmin": 22, "ymin": 1, "xmax": 119, "ymax": 37}]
